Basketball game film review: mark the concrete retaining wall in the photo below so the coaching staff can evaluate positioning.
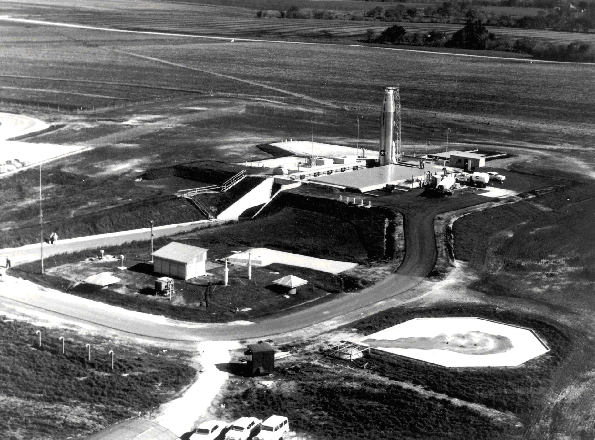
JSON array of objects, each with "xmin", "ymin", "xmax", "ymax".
[{"xmin": 217, "ymin": 178, "xmax": 275, "ymax": 220}]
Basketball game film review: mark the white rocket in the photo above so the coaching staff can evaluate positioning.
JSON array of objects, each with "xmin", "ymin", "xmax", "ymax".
[{"xmin": 378, "ymin": 87, "xmax": 400, "ymax": 166}]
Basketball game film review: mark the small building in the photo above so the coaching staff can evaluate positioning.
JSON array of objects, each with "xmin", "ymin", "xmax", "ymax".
[
  {"xmin": 448, "ymin": 151, "xmax": 486, "ymax": 171},
  {"xmin": 152, "ymin": 242, "xmax": 207, "ymax": 280},
  {"xmin": 245, "ymin": 341, "xmax": 275, "ymax": 376}
]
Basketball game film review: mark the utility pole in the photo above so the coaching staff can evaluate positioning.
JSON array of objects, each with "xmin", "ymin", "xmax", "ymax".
[
  {"xmin": 39, "ymin": 161, "xmax": 44, "ymax": 274},
  {"xmin": 150, "ymin": 220, "xmax": 154, "ymax": 263},
  {"xmin": 357, "ymin": 117, "xmax": 360, "ymax": 157},
  {"xmin": 446, "ymin": 128, "xmax": 451, "ymax": 152}
]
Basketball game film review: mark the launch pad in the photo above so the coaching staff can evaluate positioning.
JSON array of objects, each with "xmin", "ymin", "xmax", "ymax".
[{"xmin": 311, "ymin": 163, "xmax": 444, "ymax": 193}]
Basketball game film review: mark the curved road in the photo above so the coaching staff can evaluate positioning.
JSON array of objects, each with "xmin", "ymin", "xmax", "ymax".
[{"xmin": 0, "ymin": 190, "xmax": 483, "ymax": 342}]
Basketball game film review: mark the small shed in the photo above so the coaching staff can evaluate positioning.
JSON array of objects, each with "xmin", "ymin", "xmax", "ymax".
[
  {"xmin": 449, "ymin": 151, "xmax": 485, "ymax": 171},
  {"xmin": 245, "ymin": 341, "xmax": 275, "ymax": 376},
  {"xmin": 152, "ymin": 242, "xmax": 207, "ymax": 280}
]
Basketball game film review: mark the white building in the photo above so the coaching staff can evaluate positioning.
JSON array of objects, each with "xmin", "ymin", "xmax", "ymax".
[{"xmin": 152, "ymin": 242, "xmax": 207, "ymax": 280}]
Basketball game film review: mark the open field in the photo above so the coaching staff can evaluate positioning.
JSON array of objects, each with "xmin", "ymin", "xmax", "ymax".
[
  {"xmin": 1, "ymin": 1, "xmax": 595, "ymax": 439},
  {"xmin": 0, "ymin": 315, "xmax": 196, "ymax": 440}
]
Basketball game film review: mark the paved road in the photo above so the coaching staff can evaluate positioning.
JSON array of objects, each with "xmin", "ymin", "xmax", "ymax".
[
  {"xmin": 0, "ymin": 189, "xmax": 465, "ymax": 341},
  {"xmin": 0, "ymin": 219, "xmax": 236, "ymax": 266}
]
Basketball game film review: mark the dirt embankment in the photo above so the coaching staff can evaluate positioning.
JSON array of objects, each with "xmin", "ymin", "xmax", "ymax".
[
  {"xmin": 0, "ymin": 196, "xmax": 206, "ymax": 248},
  {"xmin": 260, "ymin": 191, "xmax": 404, "ymax": 262}
]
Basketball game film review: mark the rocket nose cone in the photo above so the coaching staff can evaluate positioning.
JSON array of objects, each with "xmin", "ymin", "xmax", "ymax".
[{"xmin": 383, "ymin": 90, "xmax": 396, "ymax": 112}]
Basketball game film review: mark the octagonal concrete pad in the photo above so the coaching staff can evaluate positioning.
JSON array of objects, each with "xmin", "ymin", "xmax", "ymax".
[{"xmin": 360, "ymin": 317, "xmax": 549, "ymax": 367}]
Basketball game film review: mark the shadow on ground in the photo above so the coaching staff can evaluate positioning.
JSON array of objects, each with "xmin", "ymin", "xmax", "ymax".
[{"xmin": 215, "ymin": 362, "xmax": 247, "ymax": 376}]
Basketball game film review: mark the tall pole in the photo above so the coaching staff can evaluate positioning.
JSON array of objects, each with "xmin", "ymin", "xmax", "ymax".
[
  {"xmin": 356, "ymin": 117, "xmax": 360, "ymax": 157},
  {"xmin": 395, "ymin": 87, "xmax": 401, "ymax": 161},
  {"xmin": 39, "ymin": 161, "xmax": 44, "ymax": 274},
  {"xmin": 248, "ymin": 253, "xmax": 252, "ymax": 280},
  {"xmin": 150, "ymin": 220, "xmax": 154, "ymax": 263},
  {"xmin": 311, "ymin": 118, "xmax": 314, "ymax": 160},
  {"xmin": 446, "ymin": 128, "xmax": 451, "ymax": 152}
]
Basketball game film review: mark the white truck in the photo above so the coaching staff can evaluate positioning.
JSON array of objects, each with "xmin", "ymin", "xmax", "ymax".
[
  {"xmin": 469, "ymin": 172, "xmax": 490, "ymax": 188},
  {"xmin": 254, "ymin": 416, "xmax": 289, "ymax": 440}
]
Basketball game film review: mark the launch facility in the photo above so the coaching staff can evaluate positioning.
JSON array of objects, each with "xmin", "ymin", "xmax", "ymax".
[{"xmin": 243, "ymin": 86, "xmax": 492, "ymax": 194}]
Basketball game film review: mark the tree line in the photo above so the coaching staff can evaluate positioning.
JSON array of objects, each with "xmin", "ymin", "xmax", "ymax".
[
  {"xmin": 257, "ymin": 2, "xmax": 595, "ymax": 33},
  {"xmin": 371, "ymin": 20, "xmax": 595, "ymax": 61}
]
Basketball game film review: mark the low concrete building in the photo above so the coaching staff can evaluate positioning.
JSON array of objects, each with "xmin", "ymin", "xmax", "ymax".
[
  {"xmin": 152, "ymin": 242, "xmax": 207, "ymax": 280},
  {"xmin": 448, "ymin": 151, "xmax": 486, "ymax": 171}
]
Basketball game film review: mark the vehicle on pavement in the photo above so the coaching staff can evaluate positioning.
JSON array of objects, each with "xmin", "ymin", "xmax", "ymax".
[
  {"xmin": 469, "ymin": 172, "xmax": 490, "ymax": 187},
  {"xmin": 254, "ymin": 415, "xmax": 289, "ymax": 440},
  {"xmin": 224, "ymin": 417, "xmax": 261, "ymax": 440},
  {"xmin": 487, "ymin": 171, "xmax": 506, "ymax": 183},
  {"xmin": 191, "ymin": 420, "xmax": 229, "ymax": 440},
  {"xmin": 455, "ymin": 172, "xmax": 470, "ymax": 183},
  {"xmin": 436, "ymin": 175, "xmax": 456, "ymax": 195}
]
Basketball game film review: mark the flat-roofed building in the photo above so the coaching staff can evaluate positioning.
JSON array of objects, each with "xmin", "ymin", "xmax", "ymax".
[
  {"xmin": 449, "ymin": 151, "xmax": 485, "ymax": 171},
  {"xmin": 152, "ymin": 242, "xmax": 207, "ymax": 280}
]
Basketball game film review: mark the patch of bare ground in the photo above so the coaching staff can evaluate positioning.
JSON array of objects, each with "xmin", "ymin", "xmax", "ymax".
[{"xmin": 339, "ymin": 260, "xmax": 401, "ymax": 286}]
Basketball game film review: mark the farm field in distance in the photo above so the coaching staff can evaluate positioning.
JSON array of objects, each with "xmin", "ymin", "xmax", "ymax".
[{"xmin": 1, "ymin": 0, "xmax": 595, "ymax": 439}]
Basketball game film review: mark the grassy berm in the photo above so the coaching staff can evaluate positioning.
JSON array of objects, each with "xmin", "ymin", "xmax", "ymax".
[{"xmin": 0, "ymin": 317, "xmax": 196, "ymax": 440}]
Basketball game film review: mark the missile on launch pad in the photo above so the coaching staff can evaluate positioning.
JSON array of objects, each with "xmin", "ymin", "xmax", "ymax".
[{"xmin": 378, "ymin": 87, "xmax": 401, "ymax": 166}]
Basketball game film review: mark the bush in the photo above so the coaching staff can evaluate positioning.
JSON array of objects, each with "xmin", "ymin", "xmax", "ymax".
[
  {"xmin": 447, "ymin": 19, "xmax": 493, "ymax": 50},
  {"xmin": 376, "ymin": 24, "xmax": 407, "ymax": 44}
]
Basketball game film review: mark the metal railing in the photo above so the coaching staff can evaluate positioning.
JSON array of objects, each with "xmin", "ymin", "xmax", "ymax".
[
  {"xmin": 177, "ymin": 185, "xmax": 220, "ymax": 197},
  {"xmin": 220, "ymin": 170, "xmax": 246, "ymax": 192}
]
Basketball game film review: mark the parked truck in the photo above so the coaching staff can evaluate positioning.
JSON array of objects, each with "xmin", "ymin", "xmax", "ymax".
[
  {"xmin": 469, "ymin": 172, "xmax": 490, "ymax": 188},
  {"xmin": 254, "ymin": 416, "xmax": 289, "ymax": 440}
]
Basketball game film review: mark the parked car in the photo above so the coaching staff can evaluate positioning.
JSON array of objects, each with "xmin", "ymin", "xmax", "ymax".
[
  {"xmin": 224, "ymin": 417, "xmax": 261, "ymax": 440},
  {"xmin": 254, "ymin": 415, "xmax": 289, "ymax": 440},
  {"xmin": 487, "ymin": 171, "xmax": 506, "ymax": 183},
  {"xmin": 191, "ymin": 420, "xmax": 229, "ymax": 440}
]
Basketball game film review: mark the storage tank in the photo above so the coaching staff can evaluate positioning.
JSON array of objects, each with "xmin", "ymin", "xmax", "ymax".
[{"xmin": 437, "ymin": 176, "xmax": 455, "ymax": 193}]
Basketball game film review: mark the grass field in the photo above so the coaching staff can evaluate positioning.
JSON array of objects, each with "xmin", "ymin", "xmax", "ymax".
[
  {"xmin": 0, "ymin": 316, "xmax": 196, "ymax": 440},
  {"xmin": 450, "ymin": 176, "xmax": 595, "ymax": 437},
  {"xmin": 217, "ymin": 361, "xmax": 508, "ymax": 439}
]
